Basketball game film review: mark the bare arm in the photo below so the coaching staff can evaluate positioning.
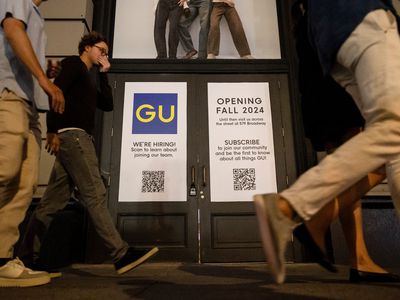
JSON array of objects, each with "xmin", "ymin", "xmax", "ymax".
[{"xmin": 2, "ymin": 17, "xmax": 64, "ymax": 113}]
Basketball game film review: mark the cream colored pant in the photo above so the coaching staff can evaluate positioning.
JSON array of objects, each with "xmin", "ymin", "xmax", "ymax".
[
  {"xmin": 0, "ymin": 89, "xmax": 41, "ymax": 258},
  {"xmin": 282, "ymin": 10, "xmax": 400, "ymax": 220}
]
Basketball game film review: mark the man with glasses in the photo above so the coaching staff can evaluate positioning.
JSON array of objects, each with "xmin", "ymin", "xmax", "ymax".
[{"xmin": 22, "ymin": 32, "xmax": 158, "ymax": 277}]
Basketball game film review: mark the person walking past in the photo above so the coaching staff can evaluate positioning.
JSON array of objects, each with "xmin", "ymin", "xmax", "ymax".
[{"xmin": 23, "ymin": 32, "xmax": 158, "ymax": 276}]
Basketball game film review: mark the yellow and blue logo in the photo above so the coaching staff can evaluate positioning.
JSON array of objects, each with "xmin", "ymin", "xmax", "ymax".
[{"xmin": 132, "ymin": 93, "xmax": 177, "ymax": 134}]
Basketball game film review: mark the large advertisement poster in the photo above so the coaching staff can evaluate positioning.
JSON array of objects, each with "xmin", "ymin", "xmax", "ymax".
[
  {"xmin": 208, "ymin": 82, "xmax": 277, "ymax": 202},
  {"xmin": 119, "ymin": 82, "xmax": 187, "ymax": 202},
  {"xmin": 113, "ymin": 0, "xmax": 281, "ymax": 59}
]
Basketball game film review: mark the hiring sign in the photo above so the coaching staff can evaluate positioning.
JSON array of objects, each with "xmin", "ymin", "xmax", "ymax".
[{"xmin": 118, "ymin": 82, "xmax": 187, "ymax": 202}]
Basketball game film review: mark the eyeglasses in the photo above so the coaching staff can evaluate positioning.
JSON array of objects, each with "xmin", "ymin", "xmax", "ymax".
[{"xmin": 93, "ymin": 45, "xmax": 109, "ymax": 57}]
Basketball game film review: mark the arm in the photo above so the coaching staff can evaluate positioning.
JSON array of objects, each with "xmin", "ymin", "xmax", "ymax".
[
  {"xmin": 96, "ymin": 72, "xmax": 114, "ymax": 112},
  {"xmin": 54, "ymin": 58, "xmax": 81, "ymax": 94},
  {"xmin": 2, "ymin": 17, "xmax": 64, "ymax": 113},
  {"xmin": 46, "ymin": 58, "xmax": 83, "ymax": 137},
  {"xmin": 96, "ymin": 56, "xmax": 113, "ymax": 111}
]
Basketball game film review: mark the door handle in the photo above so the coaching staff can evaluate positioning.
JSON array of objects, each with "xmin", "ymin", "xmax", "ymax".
[
  {"xmin": 202, "ymin": 165, "xmax": 207, "ymax": 187},
  {"xmin": 189, "ymin": 166, "xmax": 197, "ymax": 196},
  {"xmin": 191, "ymin": 166, "xmax": 196, "ymax": 184}
]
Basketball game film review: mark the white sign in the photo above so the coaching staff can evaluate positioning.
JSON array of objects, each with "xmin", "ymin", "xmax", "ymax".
[
  {"xmin": 119, "ymin": 82, "xmax": 187, "ymax": 202},
  {"xmin": 208, "ymin": 82, "xmax": 277, "ymax": 202}
]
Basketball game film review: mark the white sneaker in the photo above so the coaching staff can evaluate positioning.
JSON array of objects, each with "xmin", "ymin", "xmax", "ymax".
[
  {"xmin": 253, "ymin": 194, "xmax": 298, "ymax": 284},
  {"xmin": 0, "ymin": 258, "xmax": 51, "ymax": 287}
]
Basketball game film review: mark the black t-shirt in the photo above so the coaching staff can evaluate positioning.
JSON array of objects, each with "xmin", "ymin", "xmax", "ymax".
[{"xmin": 47, "ymin": 56, "xmax": 113, "ymax": 135}]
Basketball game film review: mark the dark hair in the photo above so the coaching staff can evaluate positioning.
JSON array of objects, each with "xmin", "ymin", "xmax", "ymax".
[{"xmin": 78, "ymin": 31, "xmax": 108, "ymax": 55}]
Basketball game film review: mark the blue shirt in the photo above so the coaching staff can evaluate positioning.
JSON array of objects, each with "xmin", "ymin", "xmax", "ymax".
[
  {"xmin": 307, "ymin": 0, "xmax": 398, "ymax": 75},
  {"xmin": 0, "ymin": 0, "xmax": 48, "ymax": 110}
]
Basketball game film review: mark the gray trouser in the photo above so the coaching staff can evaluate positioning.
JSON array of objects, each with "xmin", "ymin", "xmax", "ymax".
[
  {"xmin": 154, "ymin": 0, "xmax": 182, "ymax": 58},
  {"xmin": 29, "ymin": 130, "xmax": 128, "ymax": 262},
  {"xmin": 178, "ymin": 0, "xmax": 211, "ymax": 58}
]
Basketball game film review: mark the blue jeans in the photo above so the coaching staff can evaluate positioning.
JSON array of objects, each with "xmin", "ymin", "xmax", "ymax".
[
  {"xmin": 28, "ymin": 130, "xmax": 128, "ymax": 262},
  {"xmin": 178, "ymin": 0, "xmax": 211, "ymax": 59}
]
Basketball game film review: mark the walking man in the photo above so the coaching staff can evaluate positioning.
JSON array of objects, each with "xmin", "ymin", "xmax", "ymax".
[
  {"xmin": 0, "ymin": 0, "xmax": 64, "ymax": 287},
  {"xmin": 23, "ymin": 32, "xmax": 158, "ymax": 276}
]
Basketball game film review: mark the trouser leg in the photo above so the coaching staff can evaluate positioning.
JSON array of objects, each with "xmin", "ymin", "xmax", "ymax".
[
  {"xmin": 197, "ymin": 0, "xmax": 211, "ymax": 58},
  {"xmin": 21, "ymin": 158, "xmax": 74, "ymax": 261},
  {"xmin": 224, "ymin": 7, "xmax": 251, "ymax": 57},
  {"xmin": 178, "ymin": 6, "xmax": 198, "ymax": 52},
  {"xmin": 281, "ymin": 10, "xmax": 400, "ymax": 220},
  {"xmin": 59, "ymin": 131, "xmax": 128, "ymax": 261},
  {"xmin": 154, "ymin": 1, "xmax": 169, "ymax": 58},
  {"xmin": 207, "ymin": 4, "xmax": 224, "ymax": 56},
  {"xmin": 0, "ymin": 92, "xmax": 40, "ymax": 258},
  {"xmin": 168, "ymin": 6, "xmax": 183, "ymax": 58}
]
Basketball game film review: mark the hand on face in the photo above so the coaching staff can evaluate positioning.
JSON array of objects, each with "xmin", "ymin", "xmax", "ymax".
[{"xmin": 98, "ymin": 55, "xmax": 110, "ymax": 72}]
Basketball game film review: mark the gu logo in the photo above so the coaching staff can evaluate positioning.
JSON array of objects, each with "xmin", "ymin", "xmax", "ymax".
[{"xmin": 132, "ymin": 93, "xmax": 177, "ymax": 134}]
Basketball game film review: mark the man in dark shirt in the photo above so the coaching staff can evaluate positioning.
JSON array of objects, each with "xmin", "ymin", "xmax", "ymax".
[
  {"xmin": 254, "ymin": 0, "xmax": 400, "ymax": 284},
  {"xmin": 24, "ymin": 32, "xmax": 158, "ymax": 276}
]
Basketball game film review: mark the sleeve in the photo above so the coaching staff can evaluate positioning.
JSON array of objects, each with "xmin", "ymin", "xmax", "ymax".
[
  {"xmin": 54, "ymin": 58, "xmax": 82, "ymax": 96},
  {"xmin": 96, "ymin": 72, "xmax": 114, "ymax": 112},
  {"xmin": 46, "ymin": 109, "xmax": 59, "ymax": 134},
  {"xmin": 0, "ymin": 0, "xmax": 30, "ymax": 29},
  {"xmin": 47, "ymin": 58, "xmax": 82, "ymax": 133}
]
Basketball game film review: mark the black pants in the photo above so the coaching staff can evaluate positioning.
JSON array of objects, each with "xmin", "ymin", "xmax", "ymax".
[{"xmin": 154, "ymin": 0, "xmax": 183, "ymax": 58}]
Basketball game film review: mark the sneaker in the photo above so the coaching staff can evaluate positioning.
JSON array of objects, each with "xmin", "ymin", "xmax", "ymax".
[
  {"xmin": 183, "ymin": 49, "xmax": 198, "ymax": 59},
  {"xmin": 114, "ymin": 247, "xmax": 159, "ymax": 275},
  {"xmin": 25, "ymin": 262, "xmax": 62, "ymax": 279},
  {"xmin": 0, "ymin": 258, "xmax": 50, "ymax": 287},
  {"xmin": 253, "ymin": 193, "xmax": 298, "ymax": 284}
]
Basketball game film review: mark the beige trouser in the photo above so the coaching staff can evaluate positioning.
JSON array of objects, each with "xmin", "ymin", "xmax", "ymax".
[
  {"xmin": 282, "ymin": 10, "xmax": 400, "ymax": 220},
  {"xmin": 0, "ymin": 89, "xmax": 41, "ymax": 258}
]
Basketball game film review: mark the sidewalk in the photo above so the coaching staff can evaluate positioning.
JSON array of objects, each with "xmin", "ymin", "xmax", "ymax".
[{"xmin": 0, "ymin": 263, "xmax": 399, "ymax": 300}]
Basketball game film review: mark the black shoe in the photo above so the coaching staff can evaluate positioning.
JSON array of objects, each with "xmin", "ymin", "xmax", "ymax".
[
  {"xmin": 114, "ymin": 247, "xmax": 159, "ymax": 275},
  {"xmin": 349, "ymin": 268, "xmax": 400, "ymax": 283},
  {"xmin": 293, "ymin": 224, "xmax": 337, "ymax": 273}
]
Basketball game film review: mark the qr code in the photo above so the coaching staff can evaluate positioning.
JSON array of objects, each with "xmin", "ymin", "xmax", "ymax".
[
  {"xmin": 233, "ymin": 168, "xmax": 256, "ymax": 191},
  {"xmin": 142, "ymin": 171, "xmax": 165, "ymax": 193}
]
